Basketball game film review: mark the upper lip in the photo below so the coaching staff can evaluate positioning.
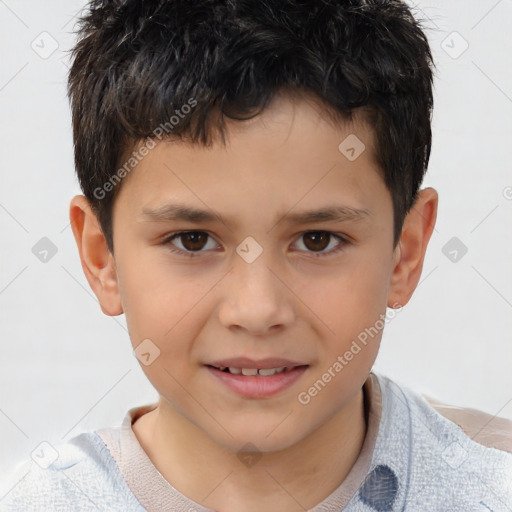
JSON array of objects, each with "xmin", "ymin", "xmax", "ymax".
[{"xmin": 206, "ymin": 357, "xmax": 307, "ymax": 369}]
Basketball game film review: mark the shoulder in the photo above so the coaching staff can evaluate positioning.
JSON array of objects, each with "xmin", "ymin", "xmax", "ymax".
[
  {"xmin": 375, "ymin": 372, "xmax": 512, "ymax": 455},
  {"xmin": 0, "ymin": 431, "xmax": 143, "ymax": 512},
  {"xmin": 372, "ymin": 373, "xmax": 512, "ymax": 509},
  {"xmin": 424, "ymin": 393, "xmax": 512, "ymax": 454}
]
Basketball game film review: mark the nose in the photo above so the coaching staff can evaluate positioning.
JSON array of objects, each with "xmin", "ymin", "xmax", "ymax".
[{"xmin": 218, "ymin": 251, "xmax": 295, "ymax": 336}]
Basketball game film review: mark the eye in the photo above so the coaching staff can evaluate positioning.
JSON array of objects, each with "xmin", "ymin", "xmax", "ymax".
[
  {"xmin": 292, "ymin": 231, "xmax": 348, "ymax": 257},
  {"xmin": 163, "ymin": 231, "xmax": 219, "ymax": 257},
  {"xmin": 162, "ymin": 230, "xmax": 348, "ymax": 258}
]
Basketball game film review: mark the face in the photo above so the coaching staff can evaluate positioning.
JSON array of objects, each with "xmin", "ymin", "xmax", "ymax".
[{"xmin": 110, "ymin": 93, "xmax": 398, "ymax": 453}]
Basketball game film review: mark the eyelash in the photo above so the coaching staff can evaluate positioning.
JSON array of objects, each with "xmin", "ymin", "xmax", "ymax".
[{"xmin": 161, "ymin": 231, "xmax": 349, "ymax": 259}]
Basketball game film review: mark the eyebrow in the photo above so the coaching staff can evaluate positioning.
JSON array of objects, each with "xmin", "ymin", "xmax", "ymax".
[{"xmin": 139, "ymin": 203, "xmax": 371, "ymax": 229}]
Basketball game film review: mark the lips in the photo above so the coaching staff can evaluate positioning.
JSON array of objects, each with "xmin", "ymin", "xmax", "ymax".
[{"xmin": 205, "ymin": 363, "xmax": 309, "ymax": 398}]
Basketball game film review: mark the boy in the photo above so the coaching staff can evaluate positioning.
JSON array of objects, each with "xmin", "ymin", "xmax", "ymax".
[{"xmin": 2, "ymin": 0, "xmax": 511, "ymax": 510}]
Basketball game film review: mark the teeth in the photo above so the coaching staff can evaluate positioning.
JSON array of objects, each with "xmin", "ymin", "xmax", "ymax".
[
  {"xmin": 223, "ymin": 366, "xmax": 288, "ymax": 376},
  {"xmin": 258, "ymin": 368, "xmax": 276, "ymax": 376}
]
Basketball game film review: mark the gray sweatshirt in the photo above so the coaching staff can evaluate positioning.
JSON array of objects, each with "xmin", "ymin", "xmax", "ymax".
[{"xmin": 1, "ymin": 372, "xmax": 511, "ymax": 511}]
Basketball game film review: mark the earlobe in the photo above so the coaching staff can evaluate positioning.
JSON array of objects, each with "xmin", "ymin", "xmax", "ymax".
[
  {"xmin": 69, "ymin": 195, "xmax": 123, "ymax": 316},
  {"xmin": 387, "ymin": 188, "xmax": 438, "ymax": 308}
]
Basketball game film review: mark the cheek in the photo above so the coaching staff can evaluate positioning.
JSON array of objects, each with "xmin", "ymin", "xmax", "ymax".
[
  {"xmin": 115, "ymin": 249, "xmax": 183, "ymax": 347},
  {"xmin": 116, "ymin": 251, "xmax": 214, "ymax": 371},
  {"xmin": 295, "ymin": 263, "xmax": 388, "ymax": 413},
  {"xmin": 117, "ymin": 260, "xmax": 203, "ymax": 400},
  {"xmin": 297, "ymin": 253, "xmax": 392, "ymax": 335}
]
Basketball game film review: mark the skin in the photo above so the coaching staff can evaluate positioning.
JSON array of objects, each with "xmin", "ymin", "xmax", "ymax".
[{"xmin": 70, "ymin": 91, "xmax": 437, "ymax": 512}]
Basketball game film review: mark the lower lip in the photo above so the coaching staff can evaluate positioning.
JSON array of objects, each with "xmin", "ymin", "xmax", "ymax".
[{"xmin": 206, "ymin": 365, "xmax": 309, "ymax": 399}]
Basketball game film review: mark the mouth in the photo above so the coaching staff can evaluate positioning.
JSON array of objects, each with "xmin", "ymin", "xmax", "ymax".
[{"xmin": 204, "ymin": 360, "xmax": 310, "ymax": 398}]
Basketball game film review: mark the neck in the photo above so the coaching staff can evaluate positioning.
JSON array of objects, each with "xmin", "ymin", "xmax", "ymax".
[{"xmin": 133, "ymin": 387, "xmax": 367, "ymax": 512}]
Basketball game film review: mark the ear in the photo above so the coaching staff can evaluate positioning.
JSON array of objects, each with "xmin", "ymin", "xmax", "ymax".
[
  {"xmin": 387, "ymin": 187, "xmax": 438, "ymax": 308},
  {"xmin": 69, "ymin": 195, "xmax": 123, "ymax": 316}
]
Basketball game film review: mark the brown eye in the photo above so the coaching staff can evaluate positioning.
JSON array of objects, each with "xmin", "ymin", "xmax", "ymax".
[
  {"xmin": 294, "ymin": 231, "xmax": 347, "ymax": 257},
  {"xmin": 164, "ymin": 231, "xmax": 219, "ymax": 256},
  {"xmin": 177, "ymin": 232, "xmax": 209, "ymax": 251},
  {"xmin": 302, "ymin": 232, "xmax": 330, "ymax": 252}
]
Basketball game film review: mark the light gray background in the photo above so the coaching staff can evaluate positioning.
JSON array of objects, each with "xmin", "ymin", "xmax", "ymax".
[{"xmin": 1, "ymin": 0, "xmax": 511, "ymax": 479}]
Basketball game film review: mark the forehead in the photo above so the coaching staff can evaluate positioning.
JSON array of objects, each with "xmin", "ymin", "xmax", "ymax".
[{"xmin": 113, "ymin": 93, "xmax": 387, "ymax": 223}]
